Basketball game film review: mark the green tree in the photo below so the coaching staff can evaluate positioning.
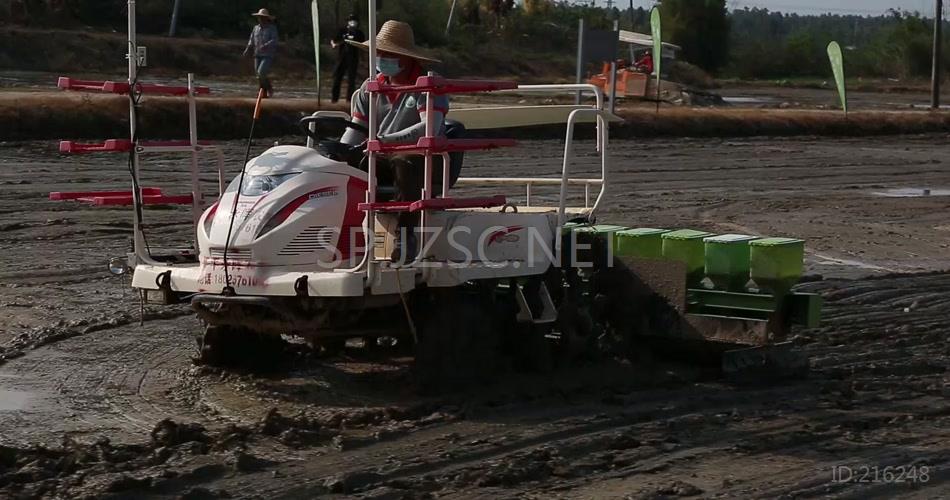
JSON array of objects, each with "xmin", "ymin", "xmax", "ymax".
[{"xmin": 661, "ymin": 0, "xmax": 730, "ymax": 72}]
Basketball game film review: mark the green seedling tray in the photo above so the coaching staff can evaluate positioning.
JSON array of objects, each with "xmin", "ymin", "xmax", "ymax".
[
  {"xmin": 704, "ymin": 234, "xmax": 758, "ymax": 291},
  {"xmin": 614, "ymin": 228, "xmax": 669, "ymax": 259},
  {"xmin": 662, "ymin": 229, "xmax": 713, "ymax": 284},
  {"xmin": 749, "ymin": 237, "xmax": 805, "ymax": 293},
  {"xmin": 563, "ymin": 224, "xmax": 628, "ymax": 267}
]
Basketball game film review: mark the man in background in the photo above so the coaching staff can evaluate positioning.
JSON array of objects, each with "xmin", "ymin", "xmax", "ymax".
[
  {"xmin": 243, "ymin": 8, "xmax": 279, "ymax": 97},
  {"xmin": 330, "ymin": 14, "xmax": 367, "ymax": 103}
]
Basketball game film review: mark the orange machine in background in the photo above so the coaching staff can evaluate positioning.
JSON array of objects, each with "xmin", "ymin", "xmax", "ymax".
[{"xmin": 588, "ymin": 61, "xmax": 650, "ymax": 98}]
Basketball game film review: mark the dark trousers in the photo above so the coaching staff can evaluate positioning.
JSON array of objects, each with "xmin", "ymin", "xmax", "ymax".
[
  {"xmin": 332, "ymin": 57, "xmax": 359, "ymax": 102},
  {"xmin": 380, "ymin": 155, "xmax": 445, "ymax": 230},
  {"xmin": 255, "ymin": 56, "xmax": 274, "ymax": 96}
]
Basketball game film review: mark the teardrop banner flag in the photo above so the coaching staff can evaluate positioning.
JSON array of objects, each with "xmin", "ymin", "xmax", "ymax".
[
  {"xmin": 651, "ymin": 7, "xmax": 662, "ymax": 112},
  {"xmin": 312, "ymin": 0, "xmax": 322, "ymax": 105},
  {"xmin": 827, "ymin": 41, "xmax": 847, "ymax": 114}
]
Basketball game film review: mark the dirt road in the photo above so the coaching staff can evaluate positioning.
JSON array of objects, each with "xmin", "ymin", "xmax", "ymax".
[{"xmin": 0, "ymin": 136, "xmax": 948, "ymax": 498}]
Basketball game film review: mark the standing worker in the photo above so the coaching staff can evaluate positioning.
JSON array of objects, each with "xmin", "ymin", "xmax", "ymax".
[
  {"xmin": 243, "ymin": 8, "xmax": 279, "ymax": 97},
  {"xmin": 330, "ymin": 14, "xmax": 367, "ymax": 103}
]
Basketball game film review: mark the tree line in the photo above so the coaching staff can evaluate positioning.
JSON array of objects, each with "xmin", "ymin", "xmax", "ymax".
[{"xmin": 2, "ymin": 0, "xmax": 948, "ymax": 80}]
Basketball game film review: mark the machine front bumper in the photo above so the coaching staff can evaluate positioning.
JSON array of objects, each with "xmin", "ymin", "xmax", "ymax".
[{"xmin": 131, "ymin": 263, "xmax": 366, "ymax": 298}]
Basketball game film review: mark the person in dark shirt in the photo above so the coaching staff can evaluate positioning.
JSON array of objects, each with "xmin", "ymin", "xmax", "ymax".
[{"xmin": 330, "ymin": 14, "xmax": 367, "ymax": 103}]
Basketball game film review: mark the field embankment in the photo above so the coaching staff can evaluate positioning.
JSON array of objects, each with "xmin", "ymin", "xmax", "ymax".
[
  {"xmin": 2, "ymin": 92, "xmax": 949, "ymax": 141},
  {"xmin": 0, "ymin": 27, "xmax": 574, "ymax": 83}
]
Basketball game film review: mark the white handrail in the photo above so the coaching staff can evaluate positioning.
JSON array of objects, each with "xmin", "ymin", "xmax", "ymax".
[
  {"xmin": 455, "ymin": 177, "xmax": 603, "ymax": 185},
  {"xmin": 364, "ymin": 0, "xmax": 379, "ymax": 284},
  {"xmin": 187, "ymin": 74, "xmax": 202, "ymax": 248},
  {"xmin": 441, "ymin": 152, "xmax": 451, "ymax": 198},
  {"xmin": 420, "ymin": 75, "xmax": 436, "ymax": 261},
  {"xmin": 305, "ymin": 110, "xmax": 351, "ymax": 148},
  {"xmin": 556, "ymin": 109, "xmax": 609, "ymax": 251},
  {"xmin": 591, "ymin": 112, "xmax": 608, "ymax": 215},
  {"xmin": 504, "ymin": 84, "xmax": 604, "ymax": 111},
  {"xmin": 456, "ymin": 177, "xmax": 604, "ymax": 209},
  {"xmin": 505, "ymin": 84, "xmax": 605, "ymax": 153}
]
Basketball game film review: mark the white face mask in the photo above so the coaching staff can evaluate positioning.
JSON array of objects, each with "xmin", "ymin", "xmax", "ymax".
[
  {"xmin": 376, "ymin": 56, "xmax": 402, "ymax": 77},
  {"xmin": 347, "ymin": 20, "xmax": 358, "ymax": 28}
]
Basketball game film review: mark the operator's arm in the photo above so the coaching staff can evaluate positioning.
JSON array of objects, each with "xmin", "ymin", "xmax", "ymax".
[
  {"xmin": 340, "ymin": 83, "xmax": 369, "ymax": 145},
  {"xmin": 377, "ymin": 95, "xmax": 449, "ymax": 143}
]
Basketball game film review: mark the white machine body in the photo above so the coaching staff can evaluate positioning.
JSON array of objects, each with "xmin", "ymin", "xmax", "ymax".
[{"xmin": 132, "ymin": 144, "xmax": 561, "ymax": 298}]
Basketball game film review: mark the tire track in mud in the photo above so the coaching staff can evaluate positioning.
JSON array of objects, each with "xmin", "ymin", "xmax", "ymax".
[
  {"xmin": 0, "ymin": 306, "xmax": 193, "ymax": 364},
  {"xmin": 0, "ymin": 315, "xmax": 207, "ymax": 446}
]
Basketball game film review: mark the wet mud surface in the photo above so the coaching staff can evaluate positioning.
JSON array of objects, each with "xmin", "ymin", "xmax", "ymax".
[{"xmin": 0, "ymin": 136, "xmax": 948, "ymax": 498}]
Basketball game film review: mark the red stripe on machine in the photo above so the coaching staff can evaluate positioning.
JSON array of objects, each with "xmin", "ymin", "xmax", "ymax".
[
  {"xmin": 338, "ymin": 176, "xmax": 369, "ymax": 259},
  {"xmin": 255, "ymin": 186, "xmax": 339, "ymax": 238}
]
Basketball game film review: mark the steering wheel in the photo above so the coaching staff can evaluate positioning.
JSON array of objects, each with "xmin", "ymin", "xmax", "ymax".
[
  {"xmin": 299, "ymin": 116, "xmax": 369, "ymax": 167},
  {"xmin": 298, "ymin": 115, "xmax": 368, "ymax": 143}
]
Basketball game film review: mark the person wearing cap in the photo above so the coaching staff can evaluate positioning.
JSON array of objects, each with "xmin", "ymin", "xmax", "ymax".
[
  {"xmin": 330, "ymin": 14, "xmax": 367, "ymax": 103},
  {"xmin": 243, "ymin": 8, "xmax": 279, "ymax": 97},
  {"xmin": 340, "ymin": 20, "xmax": 448, "ymax": 262}
]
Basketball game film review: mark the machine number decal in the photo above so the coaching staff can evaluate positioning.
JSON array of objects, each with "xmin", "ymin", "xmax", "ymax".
[
  {"xmin": 309, "ymin": 187, "xmax": 339, "ymax": 199},
  {"xmin": 197, "ymin": 270, "xmax": 262, "ymax": 288}
]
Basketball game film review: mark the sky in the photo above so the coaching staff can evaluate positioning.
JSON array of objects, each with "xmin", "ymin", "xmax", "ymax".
[
  {"xmin": 588, "ymin": 1, "xmax": 940, "ymax": 16},
  {"xmin": 727, "ymin": 0, "xmax": 937, "ymax": 15}
]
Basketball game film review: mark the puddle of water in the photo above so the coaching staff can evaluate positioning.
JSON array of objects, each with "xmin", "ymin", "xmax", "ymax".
[
  {"xmin": 871, "ymin": 188, "xmax": 950, "ymax": 198},
  {"xmin": 0, "ymin": 389, "xmax": 32, "ymax": 411},
  {"xmin": 722, "ymin": 96, "xmax": 773, "ymax": 104},
  {"xmin": 810, "ymin": 252, "xmax": 896, "ymax": 272}
]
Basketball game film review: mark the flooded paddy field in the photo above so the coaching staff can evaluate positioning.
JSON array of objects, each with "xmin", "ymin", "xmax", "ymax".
[{"xmin": 0, "ymin": 135, "xmax": 948, "ymax": 498}]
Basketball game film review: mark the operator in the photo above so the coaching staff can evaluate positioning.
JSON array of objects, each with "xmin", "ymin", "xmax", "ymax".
[
  {"xmin": 340, "ymin": 20, "xmax": 448, "ymax": 263},
  {"xmin": 243, "ymin": 8, "xmax": 279, "ymax": 97},
  {"xmin": 634, "ymin": 49, "xmax": 654, "ymax": 74}
]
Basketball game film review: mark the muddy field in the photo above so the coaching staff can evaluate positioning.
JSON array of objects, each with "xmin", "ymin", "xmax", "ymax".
[{"xmin": 0, "ymin": 135, "xmax": 948, "ymax": 498}]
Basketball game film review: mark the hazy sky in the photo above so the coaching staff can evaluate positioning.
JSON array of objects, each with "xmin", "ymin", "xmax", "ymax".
[
  {"xmin": 728, "ymin": 0, "xmax": 937, "ymax": 15},
  {"xmin": 591, "ymin": 1, "xmax": 940, "ymax": 16}
]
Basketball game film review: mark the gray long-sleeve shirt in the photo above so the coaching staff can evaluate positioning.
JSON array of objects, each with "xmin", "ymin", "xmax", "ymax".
[
  {"xmin": 246, "ymin": 24, "xmax": 279, "ymax": 57},
  {"xmin": 341, "ymin": 78, "xmax": 449, "ymax": 145}
]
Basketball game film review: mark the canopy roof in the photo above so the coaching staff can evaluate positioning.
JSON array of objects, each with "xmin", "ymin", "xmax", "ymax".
[{"xmin": 618, "ymin": 30, "xmax": 682, "ymax": 52}]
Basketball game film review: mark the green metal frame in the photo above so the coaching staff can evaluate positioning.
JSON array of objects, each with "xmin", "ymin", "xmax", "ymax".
[
  {"xmin": 687, "ymin": 288, "xmax": 822, "ymax": 328},
  {"xmin": 561, "ymin": 224, "xmax": 823, "ymax": 331}
]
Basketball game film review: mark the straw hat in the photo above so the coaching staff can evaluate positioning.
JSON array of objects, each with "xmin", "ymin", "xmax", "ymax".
[
  {"xmin": 347, "ymin": 20, "xmax": 440, "ymax": 63},
  {"xmin": 251, "ymin": 8, "xmax": 274, "ymax": 19}
]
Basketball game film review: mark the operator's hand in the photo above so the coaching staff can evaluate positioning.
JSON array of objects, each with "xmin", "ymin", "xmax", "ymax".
[
  {"xmin": 242, "ymin": 48, "xmax": 250, "ymax": 57},
  {"xmin": 330, "ymin": 40, "xmax": 338, "ymax": 49}
]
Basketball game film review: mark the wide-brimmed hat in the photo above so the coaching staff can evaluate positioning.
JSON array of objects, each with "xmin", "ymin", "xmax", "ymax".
[
  {"xmin": 251, "ymin": 8, "xmax": 274, "ymax": 18},
  {"xmin": 347, "ymin": 20, "xmax": 440, "ymax": 63}
]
